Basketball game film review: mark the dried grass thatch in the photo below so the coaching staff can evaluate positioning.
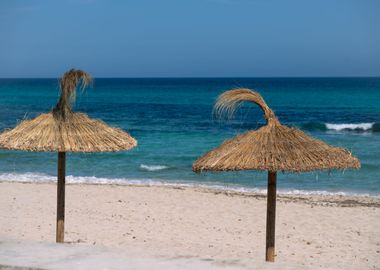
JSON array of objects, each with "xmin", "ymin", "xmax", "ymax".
[
  {"xmin": 193, "ymin": 88, "xmax": 360, "ymax": 173},
  {"xmin": 0, "ymin": 69, "xmax": 137, "ymax": 152},
  {"xmin": 54, "ymin": 69, "xmax": 92, "ymax": 120}
]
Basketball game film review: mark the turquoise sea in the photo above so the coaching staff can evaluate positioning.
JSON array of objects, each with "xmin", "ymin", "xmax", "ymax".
[{"xmin": 0, "ymin": 78, "xmax": 379, "ymax": 196}]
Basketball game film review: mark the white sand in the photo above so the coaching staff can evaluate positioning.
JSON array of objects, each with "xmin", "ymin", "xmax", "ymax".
[
  {"xmin": 0, "ymin": 182, "xmax": 379, "ymax": 270},
  {"xmin": 0, "ymin": 239, "xmax": 247, "ymax": 270}
]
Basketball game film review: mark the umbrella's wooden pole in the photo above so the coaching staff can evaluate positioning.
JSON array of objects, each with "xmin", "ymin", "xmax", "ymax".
[
  {"xmin": 56, "ymin": 152, "xmax": 66, "ymax": 243},
  {"xmin": 265, "ymin": 171, "xmax": 277, "ymax": 262}
]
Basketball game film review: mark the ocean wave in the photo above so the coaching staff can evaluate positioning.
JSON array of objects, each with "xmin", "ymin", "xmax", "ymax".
[
  {"xmin": 300, "ymin": 122, "xmax": 380, "ymax": 132},
  {"xmin": 326, "ymin": 123, "xmax": 375, "ymax": 131},
  {"xmin": 0, "ymin": 172, "xmax": 377, "ymax": 198},
  {"xmin": 139, "ymin": 164, "xmax": 170, "ymax": 171},
  {"xmin": 0, "ymin": 172, "xmax": 162, "ymax": 185}
]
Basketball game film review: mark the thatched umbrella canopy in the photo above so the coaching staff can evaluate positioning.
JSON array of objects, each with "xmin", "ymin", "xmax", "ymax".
[
  {"xmin": 193, "ymin": 88, "xmax": 360, "ymax": 262},
  {"xmin": 0, "ymin": 69, "xmax": 137, "ymax": 243}
]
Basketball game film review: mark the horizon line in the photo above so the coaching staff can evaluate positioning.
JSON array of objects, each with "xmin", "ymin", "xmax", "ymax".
[{"xmin": 0, "ymin": 75, "xmax": 380, "ymax": 80}]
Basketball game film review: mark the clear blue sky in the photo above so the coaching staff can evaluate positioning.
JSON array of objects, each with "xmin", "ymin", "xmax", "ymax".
[{"xmin": 0, "ymin": 0, "xmax": 379, "ymax": 78}]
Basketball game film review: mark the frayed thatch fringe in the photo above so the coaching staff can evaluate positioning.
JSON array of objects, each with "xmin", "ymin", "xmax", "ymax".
[
  {"xmin": 0, "ymin": 113, "xmax": 136, "ymax": 152},
  {"xmin": 193, "ymin": 88, "xmax": 360, "ymax": 173}
]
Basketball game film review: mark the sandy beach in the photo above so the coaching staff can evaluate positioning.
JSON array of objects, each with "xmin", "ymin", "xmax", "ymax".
[{"xmin": 0, "ymin": 182, "xmax": 379, "ymax": 269}]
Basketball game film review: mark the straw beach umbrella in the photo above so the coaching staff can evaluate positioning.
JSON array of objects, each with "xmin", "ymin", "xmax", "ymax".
[
  {"xmin": 193, "ymin": 88, "xmax": 360, "ymax": 262},
  {"xmin": 0, "ymin": 69, "xmax": 137, "ymax": 243}
]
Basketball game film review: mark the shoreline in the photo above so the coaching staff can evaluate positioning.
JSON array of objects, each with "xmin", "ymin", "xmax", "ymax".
[
  {"xmin": 1, "ymin": 182, "xmax": 379, "ymax": 269},
  {"xmin": 1, "ymin": 180, "xmax": 379, "ymax": 207},
  {"xmin": 0, "ymin": 178, "xmax": 379, "ymax": 201}
]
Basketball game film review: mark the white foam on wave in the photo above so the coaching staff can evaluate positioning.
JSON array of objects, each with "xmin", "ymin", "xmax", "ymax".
[
  {"xmin": 326, "ymin": 123, "xmax": 374, "ymax": 131},
  {"xmin": 0, "ymin": 172, "xmax": 55, "ymax": 183},
  {"xmin": 0, "ymin": 172, "xmax": 377, "ymax": 198},
  {"xmin": 139, "ymin": 164, "xmax": 169, "ymax": 171},
  {"xmin": 0, "ymin": 172, "xmax": 160, "ymax": 186}
]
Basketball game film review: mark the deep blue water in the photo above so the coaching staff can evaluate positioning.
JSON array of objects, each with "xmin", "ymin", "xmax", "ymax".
[{"xmin": 0, "ymin": 78, "xmax": 380, "ymax": 196}]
